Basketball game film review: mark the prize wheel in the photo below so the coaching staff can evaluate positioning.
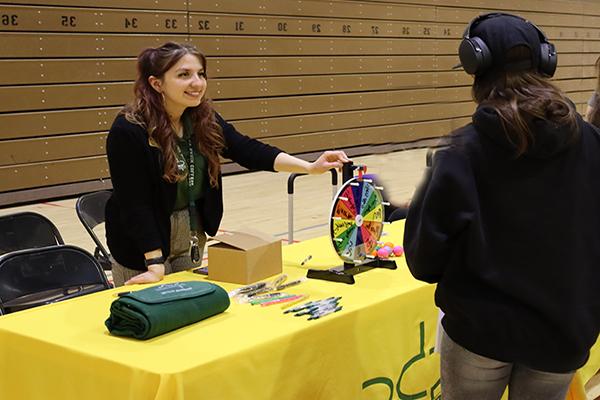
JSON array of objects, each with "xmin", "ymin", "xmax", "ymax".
[{"xmin": 329, "ymin": 177, "xmax": 385, "ymax": 264}]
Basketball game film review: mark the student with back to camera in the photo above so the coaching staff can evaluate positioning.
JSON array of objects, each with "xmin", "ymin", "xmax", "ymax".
[
  {"xmin": 106, "ymin": 42, "xmax": 349, "ymax": 287},
  {"xmin": 403, "ymin": 13, "xmax": 600, "ymax": 400}
]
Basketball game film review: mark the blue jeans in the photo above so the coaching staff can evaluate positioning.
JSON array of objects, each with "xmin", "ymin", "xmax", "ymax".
[{"xmin": 440, "ymin": 329, "xmax": 574, "ymax": 400}]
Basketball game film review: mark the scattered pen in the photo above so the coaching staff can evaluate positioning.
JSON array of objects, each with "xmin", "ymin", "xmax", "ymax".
[
  {"xmin": 294, "ymin": 302, "xmax": 340, "ymax": 317},
  {"xmin": 300, "ymin": 255, "xmax": 312, "ymax": 266},
  {"xmin": 261, "ymin": 295, "xmax": 305, "ymax": 307},
  {"xmin": 283, "ymin": 296, "xmax": 338, "ymax": 314},
  {"xmin": 250, "ymin": 294, "xmax": 294, "ymax": 305},
  {"xmin": 276, "ymin": 278, "xmax": 306, "ymax": 291},
  {"xmin": 281, "ymin": 294, "xmax": 310, "ymax": 309},
  {"xmin": 307, "ymin": 306, "xmax": 343, "ymax": 320}
]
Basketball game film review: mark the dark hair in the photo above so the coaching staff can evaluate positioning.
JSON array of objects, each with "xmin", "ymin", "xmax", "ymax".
[
  {"xmin": 471, "ymin": 46, "xmax": 578, "ymax": 156},
  {"xmin": 123, "ymin": 42, "xmax": 224, "ymax": 186}
]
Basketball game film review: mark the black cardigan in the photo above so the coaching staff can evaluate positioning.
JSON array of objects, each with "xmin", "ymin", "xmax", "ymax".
[
  {"xmin": 404, "ymin": 106, "xmax": 600, "ymax": 373},
  {"xmin": 105, "ymin": 113, "xmax": 283, "ymax": 271}
]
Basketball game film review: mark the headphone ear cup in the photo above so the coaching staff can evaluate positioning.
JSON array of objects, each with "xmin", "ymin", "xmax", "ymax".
[
  {"xmin": 538, "ymin": 42, "xmax": 557, "ymax": 77},
  {"xmin": 458, "ymin": 36, "xmax": 492, "ymax": 75}
]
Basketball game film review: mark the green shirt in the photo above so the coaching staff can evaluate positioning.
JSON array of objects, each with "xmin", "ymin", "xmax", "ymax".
[{"xmin": 173, "ymin": 115, "xmax": 207, "ymax": 211}]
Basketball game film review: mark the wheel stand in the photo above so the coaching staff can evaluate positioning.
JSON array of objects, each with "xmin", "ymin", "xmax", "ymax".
[{"xmin": 306, "ymin": 258, "xmax": 397, "ymax": 284}]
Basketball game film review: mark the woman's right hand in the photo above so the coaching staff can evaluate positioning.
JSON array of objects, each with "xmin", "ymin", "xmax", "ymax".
[{"xmin": 124, "ymin": 264, "xmax": 165, "ymax": 285}]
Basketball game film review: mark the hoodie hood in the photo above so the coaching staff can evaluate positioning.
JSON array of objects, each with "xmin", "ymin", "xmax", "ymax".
[{"xmin": 472, "ymin": 104, "xmax": 578, "ymax": 159}]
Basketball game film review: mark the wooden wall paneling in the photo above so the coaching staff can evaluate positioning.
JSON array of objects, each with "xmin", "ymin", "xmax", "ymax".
[
  {"xmin": 554, "ymin": 40, "xmax": 585, "ymax": 54},
  {"xmin": 209, "ymin": 54, "xmax": 482, "ymax": 76},
  {"xmin": 584, "ymin": 41, "xmax": 600, "ymax": 53},
  {"xmin": 553, "ymin": 65, "xmax": 593, "ymax": 80},
  {"xmin": 189, "ymin": 12, "xmax": 463, "ymax": 39},
  {"xmin": 370, "ymin": 0, "xmax": 580, "ymax": 14},
  {"xmin": 0, "ymin": 5, "xmax": 188, "ymax": 33},
  {"xmin": 0, "ymin": 132, "xmax": 107, "ymax": 166},
  {"xmin": 542, "ymin": 26, "xmax": 600, "ymax": 41},
  {"xmin": 0, "ymin": 82, "xmax": 131, "ymax": 112},
  {"xmin": 0, "ymin": 156, "xmax": 109, "ymax": 192},
  {"xmin": 0, "ymin": 107, "xmax": 120, "ymax": 139},
  {"xmin": 0, "ymin": 0, "xmax": 597, "ymax": 204},
  {"xmin": 583, "ymin": 1, "xmax": 600, "ymax": 17},
  {"xmin": 232, "ymin": 101, "xmax": 474, "ymax": 139},
  {"xmin": 0, "ymin": 59, "xmax": 135, "ymax": 85},
  {"xmin": 0, "ymin": 33, "xmax": 187, "ymax": 57},
  {"xmin": 214, "ymin": 87, "xmax": 472, "ymax": 120},
  {"xmin": 570, "ymin": 91, "xmax": 591, "ymax": 103},
  {"xmin": 209, "ymin": 72, "xmax": 446, "ymax": 100},
  {"xmin": 555, "ymin": 78, "xmax": 595, "ymax": 93},
  {"xmin": 190, "ymin": 35, "xmax": 459, "ymax": 56},
  {"xmin": 207, "ymin": 54, "xmax": 473, "ymax": 79},
  {"xmin": 188, "ymin": 0, "xmax": 437, "ymax": 22},
  {"xmin": 434, "ymin": 6, "xmax": 586, "ymax": 27},
  {"xmin": 208, "ymin": 56, "xmax": 440, "ymax": 78},
  {"xmin": 261, "ymin": 116, "xmax": 472, "ymax": 153},
  {"xmin": 560, "ymin": 53, "xmax": 599, "ymax": 66},
  {"xmin": 1, "ymin": 0, "xmax": 186, "ymax": 11}
]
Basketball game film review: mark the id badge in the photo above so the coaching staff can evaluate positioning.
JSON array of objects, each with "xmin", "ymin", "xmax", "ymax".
[{"xmin": 190, "ymin": 234, "xmax": 201, "ymax": 263}]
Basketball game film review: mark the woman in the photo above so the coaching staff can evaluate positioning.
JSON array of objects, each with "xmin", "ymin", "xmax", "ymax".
[
  {"xmin": 106, "ymin": 42, "xmax": 349, "ymax": 287},
  {"xmin": 404, "ymin": 14, "xmax": 600, "ymax": 400},
  {"xmin": 584, "ymin": 55, "xmax": 600, "ymax": 127}
]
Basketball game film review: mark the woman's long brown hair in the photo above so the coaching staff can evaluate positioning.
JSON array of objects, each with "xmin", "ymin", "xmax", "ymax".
[
  {"xmin": 472, "ymin": 46, "xmax": 579, "ymax": 156},
  {"xmin": 123, "ymin": 42, "xmax": 224, "ymax": 187}
]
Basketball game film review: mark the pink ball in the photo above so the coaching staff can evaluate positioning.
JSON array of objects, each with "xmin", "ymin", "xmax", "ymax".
[
  {"xmin": 377, "ymin": 248, "xmax": 390, "ymax": 259},
  {"xmin": 393, "ymin": 246, "xmax": 404, "ymax": 257}
]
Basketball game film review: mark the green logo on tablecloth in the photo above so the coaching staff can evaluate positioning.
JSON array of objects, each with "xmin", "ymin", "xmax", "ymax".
[{"xmin": 362, "ymin": 321, "xmax": 441, "ymax": 400}]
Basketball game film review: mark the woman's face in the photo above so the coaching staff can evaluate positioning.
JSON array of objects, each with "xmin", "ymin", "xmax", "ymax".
[{"xmin": 154, "ymin": 53, "xmax": 207, "ymax": 118}]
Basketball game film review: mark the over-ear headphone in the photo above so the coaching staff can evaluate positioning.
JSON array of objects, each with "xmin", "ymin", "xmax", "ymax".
[{"xmin": 458, "ymin": 13, "xmax": 557, "ymax": 77}]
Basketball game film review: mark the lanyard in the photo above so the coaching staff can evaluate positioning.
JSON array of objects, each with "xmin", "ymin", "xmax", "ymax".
[{"xmin": 186, "ymin": 134, "xmax": 200, "ymax": 234}]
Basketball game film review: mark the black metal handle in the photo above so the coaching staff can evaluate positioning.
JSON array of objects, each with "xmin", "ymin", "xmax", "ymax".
[{"xmin": 287, "ymin": 169, "xmax": 338, "ymax": 195}]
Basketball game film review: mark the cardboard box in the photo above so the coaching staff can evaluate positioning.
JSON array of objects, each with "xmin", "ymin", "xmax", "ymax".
[{"xmin": 208, "ymin": 229, "xmax": 282, "ymax": 284}]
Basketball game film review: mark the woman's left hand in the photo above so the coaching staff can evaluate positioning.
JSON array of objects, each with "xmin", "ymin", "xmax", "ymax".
[{"xmin": 308, "ymin": 150, "xmax": 351, "ymax": 174}]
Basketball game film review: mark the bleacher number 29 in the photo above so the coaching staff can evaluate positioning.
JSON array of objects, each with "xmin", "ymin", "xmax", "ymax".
[{"xmin": 1, "ymin": 14, "xmax": 18, "ymax": 26}]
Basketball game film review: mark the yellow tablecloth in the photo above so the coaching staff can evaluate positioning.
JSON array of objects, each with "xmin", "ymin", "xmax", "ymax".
[{"xmin": 0, "ymin": 221, "xmax": 596, "ymax": 400}]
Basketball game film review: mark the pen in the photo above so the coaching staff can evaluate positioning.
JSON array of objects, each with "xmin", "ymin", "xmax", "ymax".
[
  {"xmin": 294, "ymin": 302, "xmax": 340, "ymax": 316},
  {"xmin": 283, "ymin": 296, "xmax": 338, "ymax": 314},
  {"xmin": 261, "ymin": 295, "xmax": 305, "ymax": 307},
  {"xmin": 275, "ymin": 278, "xmax": 306, "ymax": 291},
  {"xmin": 249, "ymin": 292, "xmax": 289, "ymax": 301},
  {"xmin": 250, "ymin": 294, "xmax": 294, "ymax": 305},
  {"xmin": 281, "ymin": 295, "xmax": 310, "ymax": 310},
  {"xmin": 307, "ymin": 306, "xmax": 343, "ymax": 320},
  {"xmin": 300, "ymin": 255, "xmax": 312, "ymax": 266}
]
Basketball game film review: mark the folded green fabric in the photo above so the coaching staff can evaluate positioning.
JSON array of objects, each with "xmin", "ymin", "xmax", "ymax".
[{"xmin": 105, "ymin": 281, "xmax": 230, "ymax": 340}]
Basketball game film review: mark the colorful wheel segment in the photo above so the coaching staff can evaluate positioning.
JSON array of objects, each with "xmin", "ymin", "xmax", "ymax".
[{"xmin": 329, "ymin": 177, "xmax": 385, "ymax": 264}]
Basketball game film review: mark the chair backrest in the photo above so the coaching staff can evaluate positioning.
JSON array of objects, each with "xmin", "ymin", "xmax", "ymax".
[
  {"xmin": 76, "ymin": 191, "xmax": 112, "ymax": 270},
  {"xmin": 0, "ymin": 212, "xmax": 64, "ymax": 256},
  {"xmin": 0, "ymin": 245, "xmax": 111, "ymax": 314}
]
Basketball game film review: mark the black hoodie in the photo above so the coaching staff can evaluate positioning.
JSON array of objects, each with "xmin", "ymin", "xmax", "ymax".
[{"xmin": 404, "ymin": 105, "xmax": 600, "ymax": 372}]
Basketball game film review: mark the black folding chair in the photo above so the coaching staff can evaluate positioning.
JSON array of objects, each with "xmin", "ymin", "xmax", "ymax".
[
  {"xmin": 0, "ymin": 212, "xmax": 64, "ymax": 256},
  {"xmin": 76, "ymin": 191, "xmax": 112, "ymax": 271},
  {"xmin": 0, "ymin": 245, "xmax": 111, "ymax": 314}
]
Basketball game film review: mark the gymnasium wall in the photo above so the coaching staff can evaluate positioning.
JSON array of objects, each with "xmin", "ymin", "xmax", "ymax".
[{"xmin": 0, "ymin": 0, "xmax": 597, "ymax": 205}]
